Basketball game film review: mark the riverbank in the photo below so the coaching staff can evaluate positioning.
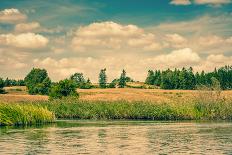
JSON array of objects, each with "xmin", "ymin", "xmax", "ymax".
[
  {"xmin": 40, "ymin": 98, "xmax": 232, "ymax": 120},
  {"xmin": 1, "ymin": 87, "xmax": 232, "ymax": 126},
  {"xmin": 0, "ymin": 103, "xmax": 55, "ymax": 126}
]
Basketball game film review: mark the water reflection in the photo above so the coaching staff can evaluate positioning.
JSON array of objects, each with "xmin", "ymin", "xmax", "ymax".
[{"xmin": 0, "ymin": 121, "xmax": 232, "ymax": 154}]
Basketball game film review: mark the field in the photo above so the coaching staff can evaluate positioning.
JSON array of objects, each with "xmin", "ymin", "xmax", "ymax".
[
  {"xmin": 1, "ymin": 86, "xmax": 232, "ymax": 125},
  {"xmin": 1, "ymin": 86, "xmax": 232, "ymax": 103}
]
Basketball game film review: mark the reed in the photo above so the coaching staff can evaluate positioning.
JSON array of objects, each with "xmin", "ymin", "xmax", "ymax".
[{"xmin": 0, "ymin": 103, "xmax": 55, "ymax": 126}]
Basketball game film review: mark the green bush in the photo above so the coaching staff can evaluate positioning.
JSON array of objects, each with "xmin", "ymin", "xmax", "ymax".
[
  {"xmin": 24, "ymin": 68, "xmax": 51, "ymax": 95},
  {"xmin": 49, "ymin": 79, "xmax": 79, "ymax": 99}
]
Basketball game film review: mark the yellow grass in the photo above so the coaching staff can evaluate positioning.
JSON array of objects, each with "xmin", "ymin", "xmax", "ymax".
[{"xmin": 2, "ymin": 86, "xmax": 232, "ymax": 103}]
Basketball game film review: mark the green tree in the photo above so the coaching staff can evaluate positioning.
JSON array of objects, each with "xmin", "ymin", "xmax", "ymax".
[
  {"xmin": 24, "ymin": 68, "xmax": 51, "ymax": 95},
  {"xmin": 0, "ymin": 78, "xmax": 5, "ymax": 94},
  {"xmin": 99, "ymin": 68, "xmax": 107, "ymax": 88},
  {"xmin": 118, "ymin": 69, "xmax": 126, "ymax": 88},
  {"xmin": 49, "ymin": 79, "xmax": 78, "ymax": 99},
  {"xmin": 145, "ymin": 70, "xmax": 155, "ymax": 85}
]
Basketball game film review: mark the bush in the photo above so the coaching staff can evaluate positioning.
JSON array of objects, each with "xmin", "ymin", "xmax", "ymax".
[
  {"xmin": 24, "ymin": 68, "xmax": 51, "ymax": 95},
  {"xmin": 49, "ymin": 79, "xmax": 79, "ymax": 99}
]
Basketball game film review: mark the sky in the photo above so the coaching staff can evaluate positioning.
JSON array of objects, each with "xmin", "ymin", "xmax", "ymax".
[{"xmin": 0, "ymin": 0, "xmax": 232, "ymax": 82}]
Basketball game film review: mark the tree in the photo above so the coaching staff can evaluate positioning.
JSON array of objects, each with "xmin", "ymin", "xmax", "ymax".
[
  {"xmin": 145, "ymin": 70, "xmax": 155, "ymax": 85},
  {"xmin": 118, "ymin": 69, "xmax": 126, "ymax": 88},
  {"xmin": 0, "ymin": 78, "xmax": 5, "ymax": 94},
  {"xmin": 99, "ymin": 68, "xmax": 107, "ymax": 88},
  {"xmin": 49, "ymin": 79, "xmax": 78, "ymax": 99},
  {"xmin": 70, "ymin": 73, "xmax": 93, "ymax": 89},
  {"xmin": 24, "ymin": 68, "xmax": 51, "ymax": 95},
  {"xmin": 4, "ymin": 78, "xmax": 10, "ymax": 87}
]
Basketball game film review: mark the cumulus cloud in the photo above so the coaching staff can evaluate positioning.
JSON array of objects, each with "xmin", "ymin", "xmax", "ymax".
[
  {"xmin": 15, "ymin": 22, "xmax": 40, "ymax": 32},
  {"xmin": 194, "ymin": 0, "xmax": 232, "ymax": 6},
  {"xmin": 165, "ymin": 33, "xmax": 187, "ymax": 48},
  {"xmin": 0, "ymin": 33, "xmax": 49, "ymax": 49},
  {"xmin": 71, "ymin": 21, "xmax": 163, "ymax": 52},
  {"xmin": 32, "ymin": 48, "xmax": 202, "ymax": 82},
  {"xmin": 170, "ymin": 0, "xmax": 232, "ymax": 6},
  {"xmin": 0, "ymin": 8, "xmax": 27, "ymax": 23},
  {"xmin": 198, "ymin": 35, "xmax": 224, "ymax": 47},
  {"xmin": 195, "ymin": 54, "xmax": 232, "ymax": 72},
  {"xmin": 152, "ymin": 48, "xmax": 201, "ymax": 67},
  {"xmin": 170, "ymin": 0, "xmax": 191, "ymax": 5}
]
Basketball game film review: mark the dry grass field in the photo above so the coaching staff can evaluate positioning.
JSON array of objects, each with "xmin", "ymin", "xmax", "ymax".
[{"xmin": 1, "ymin": 86, "xmax": 232, "ymax": 103}]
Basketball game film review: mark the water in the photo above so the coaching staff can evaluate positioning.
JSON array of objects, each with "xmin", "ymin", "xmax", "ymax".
[{"xmin": 1, "ymin": 120, "xmax": 232, "ymax": 155}]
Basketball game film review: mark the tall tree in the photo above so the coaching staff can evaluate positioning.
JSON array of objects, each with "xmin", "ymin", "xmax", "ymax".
[
  {"xmin": 0, "ymin": 78, "xmax": 5, "ymax": 94},
  {"xmin": 145, "ymin": 70, "xmax": 155, "ymax": 85},
  {"xmin": 24, "ymin": 68, "xmax": 51, "ymax": 95},
  {"xmin": 118, "ymin": 69, "xmax": 127, "ymax": 88},
  {"xmin": 99, "ymin": 68, "xmax": 107, "ymax": 88}
]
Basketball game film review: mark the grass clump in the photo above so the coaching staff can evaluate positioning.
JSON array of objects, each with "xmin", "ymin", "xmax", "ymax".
[
  {"xmin": 39, "ymin": 98, "xmax": 194, "ymax": 120},
  {"xmin": 0, "ymin": 103, "xmax": 55, "ymax": 126}
]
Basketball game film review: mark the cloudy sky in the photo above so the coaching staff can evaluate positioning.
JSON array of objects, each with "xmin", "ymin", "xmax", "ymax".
[{"xmin": 0, "ymin": 0, "xmax": 232, "ymax": 82}]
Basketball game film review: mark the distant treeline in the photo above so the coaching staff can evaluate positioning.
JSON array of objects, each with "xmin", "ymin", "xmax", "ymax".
[
  {"xmin": 145, "ymin": 66, "xmax": 232, "ymax": 90},
  {"xmin": 1, "ymin": 65, "xmax": 232, "ymax": 97}
]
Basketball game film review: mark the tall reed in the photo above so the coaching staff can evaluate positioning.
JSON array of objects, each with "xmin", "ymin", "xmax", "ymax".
[{"xmin": 0, "ymin": 103, "xmax": 55, "ymax": 126}]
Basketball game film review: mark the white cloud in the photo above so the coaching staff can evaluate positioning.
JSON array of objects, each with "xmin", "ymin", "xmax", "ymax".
[
  {"xmin": 15, "ymin": 22, "xmax": 40, "ymax": 32},
  {"xmin": 153, "ymin": 48, "xmax": 201, "ymax": 67},
  {"xmin": 71, "ymin": 21, "xmax": 163, "ymax": 52},
  {"xmin": 198, "ymin": 35, "xmax": 224, "ymax": 47},
  {"xmin": 195, "ymin": 54, "xmax": 232, "ymax": 72},
  {"xmin": 194, "ymin": 0, "xmax": 231, "ymax": 6},
  {"xmin": 33, "ymin": 48, "xmax": 202, "ymax": 82},
  {"xmin": 0, "ymin": 33, "xmax": 49, "ymax": 49},
  {"xmin": 165, "ymin": 33, "xmax": 187, "ymax": 48},
  {"xmin": 170, "ymin": 0, "xmax": 191, "ymax": 5},
  {"xmin": 0, "ymin": 8, "xmax": 27, "ymax": 23}
]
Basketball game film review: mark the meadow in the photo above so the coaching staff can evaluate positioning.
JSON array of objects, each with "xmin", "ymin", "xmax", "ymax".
[{"xmin": 1, "ymin": 86, "xmax": 232, "ymax": 126}]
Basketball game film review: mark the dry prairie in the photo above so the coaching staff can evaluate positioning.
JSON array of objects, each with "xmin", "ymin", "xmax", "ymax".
[{"xmin": 1, "ymin": 86, "xmax": 232, "ymax": 103}]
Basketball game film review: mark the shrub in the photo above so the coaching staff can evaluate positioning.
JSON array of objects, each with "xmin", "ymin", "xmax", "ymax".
[
  {"xmin": 49, "ymin": 79, "xmax": 79, "ymax": 99},
  {"xmin": 24, "ymin": 68, "xmax": 51, "ymax": 95}
]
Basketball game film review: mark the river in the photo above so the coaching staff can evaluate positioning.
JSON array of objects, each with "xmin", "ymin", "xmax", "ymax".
[{"xmin": 0, "ymin": 120, "xmax": 232, "ymax": 154}]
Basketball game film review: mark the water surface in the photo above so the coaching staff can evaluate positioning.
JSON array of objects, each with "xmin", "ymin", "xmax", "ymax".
[{"xmin": 1, "ymin": 120, "xmax": 232, "ymax": 154}]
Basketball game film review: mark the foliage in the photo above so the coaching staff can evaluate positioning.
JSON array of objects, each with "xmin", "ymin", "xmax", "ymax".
[
  {"xmin": 0, "ymin": 103, "xmax": 55, "ymax": 126},
  {"xmin": 99, "ymin": 68, "xmax": 107, "ymax": 88},
  {"xmin": 0, "ymin": 78, "xmax": 5, "ymax": 94},
  {"xmin": 118, "ymin": 69, "xmax": 127, "ymax": 88},
  {"xmin": 4, "ymin": 78, "xmax": 25, "ymax": 87},
  {"xmin": 24, "ymin": 68, "xmax": 51, "ymax": 95},
  {"xmin": 38, "ymin": 92, "xmax": 232, "ymax": 120},
  {"xmin": 70, "ymin": 73, "xmax": 93, "ymax": 89},
  {"xmin": 49, "ymin": 79, "xmax": 79, "ymax": 99},
  {"xmin": 145, "ymin": 65, "xmax": 232, "ymax": 90}
]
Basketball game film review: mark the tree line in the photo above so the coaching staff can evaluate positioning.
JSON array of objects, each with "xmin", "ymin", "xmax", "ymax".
[
  {"xmin": 0, "ymin": 65, "xmax": 232, "ymax": 98},
  {"xmin": 145, "ymin": 66, "xmax": 232, "ymax": 90}
]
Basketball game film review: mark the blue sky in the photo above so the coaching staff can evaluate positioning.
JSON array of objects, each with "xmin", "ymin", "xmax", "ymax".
[{"xmin": 0, "ymin": 0, "xmax": 232, "ymax": 81}]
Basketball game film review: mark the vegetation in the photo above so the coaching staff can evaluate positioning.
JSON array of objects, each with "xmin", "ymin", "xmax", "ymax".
[
  {"xmin": 145, "ymin": 65, "xmax": 232, "ymax": 90},
  {"xmin": 4, "ymin": 78, "xmax": 25, "ymax": 86},
  {"xmin": 99, "ymin": 68, "xmax": 107, "ymax": 88},
  {"xmin": 49, "ymin": 79, "xmax": 79, "ymax": 99},
  {"xmin": 37, "ymin": 91, "xmax": 232, "ymax": 120},
  {"xmin": 118, "ymin": 69, "xmax": 127, "ymax": 88},
  {"xmin": 24, "ymin": 68, "xmax": 51, "ymax": 95},
  {"xmin": 0, "ymin": 103, "xmax": 55, "ymax": 126},
  {"xmin": 70, "ymin": 73, "xmax": 93, "ymax": 89},
  {"xmin": 0, "ymin": 78, "xmax": 5, "ymax": 94}
]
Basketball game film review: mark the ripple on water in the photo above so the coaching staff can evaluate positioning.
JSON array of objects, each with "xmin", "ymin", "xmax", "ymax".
[{"xmin": 0, "ymin": 121, "xmax": 232, "ymax": 155}]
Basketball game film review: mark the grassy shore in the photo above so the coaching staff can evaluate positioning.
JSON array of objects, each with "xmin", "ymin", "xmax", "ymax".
[
  {"xmin": 0, "ymin": 104, "xmax": 55, "ymax": 126},
  {"xmin": 38, "ymin": 98, "xmax": 232, "ymax": 120},
  {"xmin": 1, "ymin": 88, "xmax": 232, "ymax": 126}
]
